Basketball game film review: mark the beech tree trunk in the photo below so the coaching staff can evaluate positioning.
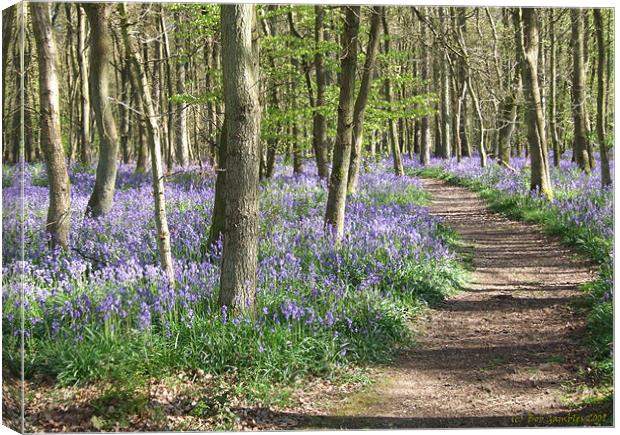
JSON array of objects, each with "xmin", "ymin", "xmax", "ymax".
[
  {"xmin": 31, "ymin": 2, "xmax": 71, "ymax": 249},
  {"xmin": 438, "ymin": 7, "xmax": 452, "ymax": 159},
  {"xmin": 348, "ymin": 5, "xmax": 382, "ymax": 193},
  {"xmin": 593, "ymin": 9, "xmax": 611, "ymax": 188},
  {"xmin": 382, "ymin": 10, "xmax": 405, "ymax": 176},
  {"xmin": 549, "ymin": 8, "xmax": 561, "ymax": 167},
  {"xmin": 218, "ymin": 4, "xmax": 261, "ymax": 313},
  {"xmin": 84, "ymin": 4, "xmax": 120, "ymax": 217},
  {"xmin": 570, "ymin": 9, "xmax": 592, "ymax": 174},
  {"xmin": 313, "ymin": 6, "xmax": 329, "ymax": 178},
  {"xmin": 517, "ymin": 8, "xmax": 553, "ymax": 199},
  {"xmin": 325, "ymin": 6, "xmax": 360, "ymax": 242},
  {"xmin": 77, "ymin": 5, "xmax": 91, "ymax": 164},
  {"xmin": 419, "ymin": 8, "xmax": 431, "ymax": 166},
  {"xmin": 119, "ymin": 3, "xmax": 175, "ymax": 284},
  {"xmin": 174, "ymin": 12, "xmax": 190, "ymax": 167}
]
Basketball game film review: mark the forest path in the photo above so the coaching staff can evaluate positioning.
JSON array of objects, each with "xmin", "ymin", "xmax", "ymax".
[{"xmin": 286, "ymin": 177, "xmax": 601, "ymax": 428}]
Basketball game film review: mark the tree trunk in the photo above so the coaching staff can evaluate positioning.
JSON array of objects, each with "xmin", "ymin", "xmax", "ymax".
[
  {"xmin": 348, "ymin": 5, "xmax": 382, "ymax": 193},
  {"xmin": 593, "ymin": 9, "xmax": 611, "ymax": 188},
  {"xmin": 31, "ymin": 2, "xmax": 71, "ymax": 249},
  {"xmin": 2, "ymin": 6, "xmax": 15, "ymax": 154},
  {"xmin": 218, "ymin": 4, "xmax": 262, "ymax": 314},
  {"xmin": 208, "ymin": 116, "xmax": 228, "ymax": 249},
  {"xmin": 119, "ymin": 3, "xmax": 174, "ymax": 284},
  {"xmin": 438, "ymin": 7, "xmax": 452, "ymax": 159},
  {"xmin": 313, "ymin": 5, "xmax": 329, "ymax": 178},
  {"xmin": 324, "ymin": 6, "xmax": 360, "ymax": 242},
  {"xmin": 77, "ymin": 5, "xmax": 91, "ymax": 164},
  {"xmin": 570, "ymin": 9, "xmax": 592, "ymax": 174},
  {"xmin": 549, "ymin": 8, "xmax": 561, "ymax": 167},
  {"xmin": 382, "ymin": 9, "xmax": 405, "ymax": 176},
  {"xmin": 84, "ymin": 4, "xmax": 120, "ymax": 217},
  {"xmin": 174, "ymin": 12, "xmax": 190, "ymax": 167},
  {"xmin": 517, "ymin": 8, "xmax": 553, "ymax": 199},
  {"xmin": 419, "ymin": 8, "xmax": 431, "ymax": 165}
]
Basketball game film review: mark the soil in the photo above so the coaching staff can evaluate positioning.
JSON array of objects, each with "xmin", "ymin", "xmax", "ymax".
[{"xmin": 266, "ymin": 177, "xmax": 609, "ymax": 429}]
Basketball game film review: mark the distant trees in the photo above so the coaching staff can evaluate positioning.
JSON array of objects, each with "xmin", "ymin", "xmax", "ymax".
[
  {"xmin": 31, "ymin": 2, "xmax": 71, "ymax": 249},
  {"xmin": 119, "ymin": 3, "xmax": 175, "ymax": 284}
]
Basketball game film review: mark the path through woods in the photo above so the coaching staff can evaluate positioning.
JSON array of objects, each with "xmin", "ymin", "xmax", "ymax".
[{"xmin": 267, "ymin": 178, "xmax": 605, "ymax": 428}]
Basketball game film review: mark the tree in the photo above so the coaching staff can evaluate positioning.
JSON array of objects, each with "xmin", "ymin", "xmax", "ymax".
[
  {"xmin": 77, "ymin": 4, "xmax": 91, "ymax": 164},
  {"xmin": 382, "ymin": 8, "xmax": 405, "ymax": 175},
  {"xmin": 84, "ymin": 4, "xmax": 120, "ymax": 217},
  {"xmin": 31, "ymin": 1, "xmax": 71, "ymax": 249},
  {"xmin": 347, "ymin": 6, "xmax": 382, "ymax": 193},
  {"xmin": 593, "ymin": 9, "xmax": 611, "ymax": 188},
  {"xmin": 119, "ymin": 3, "xmax": 175, "ymax": 284},
  {"xmin": 418, "ymin": 8, "xmax": 431, "ymax": 166},
  {"xmin": 516, "ymin": 8, "xmax": 553, "ymax": 199},
  {"xmin": 174, "ymin": 11, "xmax": 190, "ymax": 167},
  {"xmin": 570, "ymin": 8, "xmax": 592, "ymax": 174},
  {"xmin": 313, "ymin": 5, "xmax": 329, "ymax": 178},
  {"xmin": 324, "ymin": 6, "xmax": 360, "ymax": 242},
  {"xmin": 218, "ymin": 4, "xmax": 262, "ymax": 313}
]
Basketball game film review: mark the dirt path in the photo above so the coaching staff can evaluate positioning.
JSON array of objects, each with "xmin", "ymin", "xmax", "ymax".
[{"xmin": 282, "ymin": 178, "xmax": 603, "ymax": 428}]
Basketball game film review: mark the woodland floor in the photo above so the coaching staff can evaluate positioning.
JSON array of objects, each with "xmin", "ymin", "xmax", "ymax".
[
  {"xmin": 11, "ymin": 178, "xmax": 613, "ymax": 431},
  {"xmin": 258, "ymin": 178, "xmax": 611, "ymax": 429}
]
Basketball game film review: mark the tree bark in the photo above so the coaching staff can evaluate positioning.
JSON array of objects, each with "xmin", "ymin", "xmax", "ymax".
[
  {"xmin": 549, "ymin": 8, "xmax": 561, "ymax": 167},
  {"xmin": 593, "ymin": 9, "xmax": 611, "ymax": 188},
  {"xmin": 419, "ymin": 8, "xmax": 431, "ymax": 165},
  {"xmin": 218, "ymin": 4, "xmax": 262, "ymax": 314},
  {"xmin": 570, "ymin": 8, "xmax": 592, "ymax": 174},
  {"xmin": 174, "ymin": 12, "xmax": 190, "ymax": 167},
  {"xmin": 77, "ymin": 5, "xmax": 91, "ymax": 164},
  {"xmin": 313, "ymin": 5, "xmax": 329, "ymax": 178},
  {"xmin": 119, "ymin": 3, "xmax": 174, "ymax": 284},
  {"xmin": 382, "ymin": 9, "xmax": 405, "ymax": 176},
  {"xmin": 324, "ymin": 6, "xmax": 360, "ymax": 242},
  {"xmin": 31, "ymin": 2, "xmax": 71, "ymax": 249},
  {"xmin": 84, "ymin": 4, "xmax": 120, "ymax": 217},
  {"xmin": 438, "ymin": 7, "xmax": 451, "ymax": 159},
  {"xmin": 517, "ymin": 8, "xmax": 553, "ymax": 199},
  {"xmin": 348, "ymin": 5, "xmax": 382, "ymax": 193}
]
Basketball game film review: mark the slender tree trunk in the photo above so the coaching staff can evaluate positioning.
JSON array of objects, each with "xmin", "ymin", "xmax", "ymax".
[
  {"xmin": 438, "ymin": 7, "xmax": 452, "ymax": 159},
  {"xmin": 84, "ymin": 4, "xmax": 120, "ymax": 217},
  {"xmin": 419, "ymin": 8, "xmax": 431, "ymax": 165},
  {"xmin": 218, "ymin": 4, "xmax": 261, "ymax": 314},
  {"xmin": 497, "ymin": 71, "xmax": 520, "ymax": 165},
  {"xmin": 549, "ymin": 8, "xmax": 561, "ymax": 167},
  {"xmin": 593, "ymin": 9, "xmax": 611, "ymax": 188},
  {"xmin": 570, "ymin": 9, "xmax": 592, "ymax": 174},
  {"xmin": 77, "ymin": 5, "xmax": 91, "ymax": 164},
  {"xmin": 517, "ymin": 8, "xmax": 553, "ymax": 199},
  {"xmin": 382, "ymin": 9, "xmax": 405, "ymax": 176},
  {"xmin": 313, "ymin": 5, "xmax": 329, "ymax": 178},
  {"xmin": 31, "ymin": 2, "xmax": 71, "ymax": 249},
  {"xmin": 174, "ymin": 12, "xmax": 190, "ymax": 167},
  {"xmin": 119, "ymin": 3, "xmax": 174, "ymax": 284},
  {"xmin": 325, "ymin": 6, "xmax": 360, "ymax": 242},
  {"xmin": 348, "ymin": 5, "xmax": 382, "ymax": 193},
  {"xmin": 208, "ymin": 116, "xmax": 227, "ymax": 249}
]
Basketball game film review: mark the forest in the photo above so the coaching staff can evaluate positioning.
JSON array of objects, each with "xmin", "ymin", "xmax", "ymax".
[{"xmin": 1, "ymin": 1, "xmax": 614, "ymax": 431}]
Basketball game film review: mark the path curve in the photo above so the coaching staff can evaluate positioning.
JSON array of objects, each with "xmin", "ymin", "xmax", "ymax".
[{"xmin": 297, "ymin": 178, "xmax": 599, "ymax": 428}]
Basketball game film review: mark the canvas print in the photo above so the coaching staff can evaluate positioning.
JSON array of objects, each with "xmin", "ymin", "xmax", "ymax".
[{"xmin": 1, "ymin": 1, "xmax": 614, "ymax": 432}]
